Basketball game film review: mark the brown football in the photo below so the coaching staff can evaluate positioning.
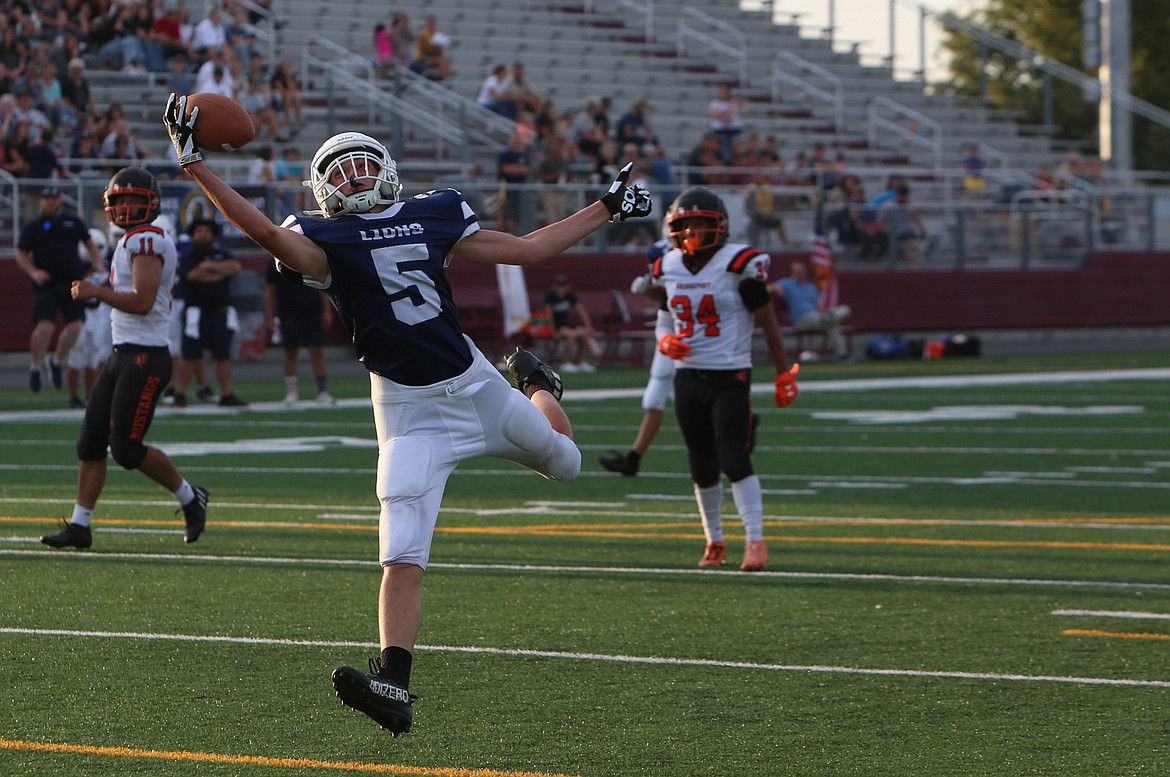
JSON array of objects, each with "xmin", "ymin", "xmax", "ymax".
[{"xmin": 186, "ymin": 92, "xmax": 256, "ymax": 153}]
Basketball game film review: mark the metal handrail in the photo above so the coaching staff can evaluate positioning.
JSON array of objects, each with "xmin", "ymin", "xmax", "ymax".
[
  {"xmin": 867, "ymin": 96, "xmax": 942, "ymax": 171},
  {"xmin": 771, "ymin": 51, "xmax": 845, "ymax": 132},
  {"xmin": 678, "ymin": 8, "xmax": 748, "ymax": 86}
]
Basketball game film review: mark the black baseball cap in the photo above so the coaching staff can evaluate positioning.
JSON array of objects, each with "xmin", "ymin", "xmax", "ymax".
[{"xmin": 41, "ymin": 186, "xmax": 62, "ymax": 198}]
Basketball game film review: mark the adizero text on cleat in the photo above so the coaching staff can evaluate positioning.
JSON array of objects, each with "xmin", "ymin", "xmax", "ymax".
[
  {"xmin": 41, "ymin": 521, "xmax": 92, "ymax": 549},
  {"xmin": 505, "ymin": 347, "xmax": 563, "ymax": 401},
  {"xmin": 332, "ymin": 660, "xmax": 414, "ymax": 735}
]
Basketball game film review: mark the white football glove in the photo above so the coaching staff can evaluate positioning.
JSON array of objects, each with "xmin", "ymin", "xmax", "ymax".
[
  {"xmin": 629, "ymin": 273, "xmax": 653, "ymax": 295},
  {"xmin": 163, "ymin": 92, "xmax": 202, "ymax": 167}
]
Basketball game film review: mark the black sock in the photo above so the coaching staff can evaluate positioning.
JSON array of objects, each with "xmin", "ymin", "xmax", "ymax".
[
  {"xmin": 379, "ymin": 646, "xmax": 413, "ymax": 689},
  {"xmin": 628, "ymin": 451, "xmax": 642, "ymax": 466}
]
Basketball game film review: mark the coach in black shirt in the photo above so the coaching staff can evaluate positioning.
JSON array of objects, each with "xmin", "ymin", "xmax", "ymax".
[
  {"xmin": 14, "ymin": 186, "xmax": 103, "ymax": 394},
  {"xmin": 174, "ymin": 218, "xmax": 247, "ymax": 407}
]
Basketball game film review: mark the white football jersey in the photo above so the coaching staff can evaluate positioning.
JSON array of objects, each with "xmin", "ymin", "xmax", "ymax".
[
  {"xmin": 109, "ymin": 224, "xmax": 178, "ymax": 348},
  {"xmin": 653, "ymin": 242, "xmax": 770, "ymax": 370}
]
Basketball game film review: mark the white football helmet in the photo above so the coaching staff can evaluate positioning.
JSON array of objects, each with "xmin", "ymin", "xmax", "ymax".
[
  {"xmin": 80, "ymin": 227, "xmax": 109, "ymax": 261},
  {"xmin": 305, "ymin": 132, "xmax": 402, "ymax": 217}
]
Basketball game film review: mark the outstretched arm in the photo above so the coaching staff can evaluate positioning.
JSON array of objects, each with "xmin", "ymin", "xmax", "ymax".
[{"xmin": 164, "ymin": 93, "xmax": 329, "ymax": 284}]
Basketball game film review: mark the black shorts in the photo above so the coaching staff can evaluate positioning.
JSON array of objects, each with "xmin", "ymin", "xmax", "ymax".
[
  {"xmin": 673, "ymin": 367, "xmax": 755, "ymax": 483},
  {"xmin": 181, "ymin": 306, "xmax": 234, "ymax": 360},
  {"xmin": 279, "ymin": 312, "xmax": 326, "ymax": 349},
  {"xmin": 77, "ymin": 345, "xmax": 172, "ymax": 465},
  {"xmin": 33, "ymin": 282, "xmax": 85, "ymax": 325}
]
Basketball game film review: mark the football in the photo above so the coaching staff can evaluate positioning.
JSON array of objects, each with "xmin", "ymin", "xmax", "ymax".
[{"xmin": 186, "ymin": 93, "xmax": 255, "ymax": 153}]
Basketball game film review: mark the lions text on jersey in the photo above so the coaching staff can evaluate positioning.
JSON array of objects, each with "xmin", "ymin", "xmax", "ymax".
[
  {"xmin": 280, "ymin": 189, "xmax": 480, "ymax": 386},
  {"xmin": 652, "ymin": 243, "xmax": 770, "ymax": 371},
  {"xmin": 109, "ymin": 224, "xmax": 178, "ymax": 348}
]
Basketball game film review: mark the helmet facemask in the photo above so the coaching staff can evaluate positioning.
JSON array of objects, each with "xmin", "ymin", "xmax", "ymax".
[
  {"xmin": 668, "ymin": 212, "xmax": 727, "ymax": 256},
  {"xmin": 103, "ymin": 167, "xmax": 161, "ymax": 228},
  {"xmin": 307, "ymin": 133, "xmax": 402, "ymax": 217}
]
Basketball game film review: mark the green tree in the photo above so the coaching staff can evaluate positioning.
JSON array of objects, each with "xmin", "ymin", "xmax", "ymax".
[{"xmin": 938, "ymin": 0, "xmax": 1170, "ymax": 171}]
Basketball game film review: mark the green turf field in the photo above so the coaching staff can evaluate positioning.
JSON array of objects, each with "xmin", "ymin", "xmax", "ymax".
[{"xmin": 2, "ymin": 351, "xmax": 1169, "ymax": 776}]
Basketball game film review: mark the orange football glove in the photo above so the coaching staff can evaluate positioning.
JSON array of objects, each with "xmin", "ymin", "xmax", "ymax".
[
  {"xmin": 657, "ymin": 333, "xmax": 691, "ymax": 359},
  {"xmin": 774, "ymin": 363, "xmax": 800, "ymax": 407}
]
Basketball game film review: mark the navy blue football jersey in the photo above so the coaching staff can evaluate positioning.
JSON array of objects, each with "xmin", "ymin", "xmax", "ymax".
[{"xmin": 282, "ymin": 189, "xmax": 480, "ymax": 385}]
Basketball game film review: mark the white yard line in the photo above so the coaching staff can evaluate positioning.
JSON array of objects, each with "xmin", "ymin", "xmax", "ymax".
[{"xmin": 1, "ymin": 625, "xmax": 1166, "ymax": 689}]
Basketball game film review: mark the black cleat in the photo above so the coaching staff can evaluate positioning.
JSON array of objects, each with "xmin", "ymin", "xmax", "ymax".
[
  {"xmin": 48, "ymin": 357, "xmax": 63, "ymax": 389},
  {"xmin": 217, "ymin": 393, "xmax": 247, "ymax": 407},
  {"xmin": 68, "ymin": 396, "xmax": 86, "ymax": 409},
  {"xmin": 29, "ymin": 368, "xmax": 42, "ymax": 394},
  {"xmin": 41, "ymin": 521, "xmax": 92, "ymax": 549},
  {"xmin": 504, "ymin": 347, "xmax": 563, "ymax": 401},
  {"xmin": 332, "ymin": 659, "xmax": 414, "ymax": 735},
  {"xmin": 179, "ymin": 485, "xmax": 209, "ymax": 543},
  {"xmin": 599, "ymin": 450, "xmax": 639, "ymax": 476},
  {"xmin": 748, "ymin": 413, "xmax": 761, "ymax": 454},
  {"xmin": 195, "ymin": 385, "xmax": 215, "ymax": 403}
]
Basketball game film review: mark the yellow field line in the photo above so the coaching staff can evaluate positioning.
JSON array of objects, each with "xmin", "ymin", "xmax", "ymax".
[
  {"xmin": 1063, "ymin": 629, "xmax": 1170, "ymax": 641},
  {"xmin": 5, "ymin": 516, "xmax": 1170, "ymax": 552},
  {"xmin": 0, "ymin": 738, "xmax": 581, "ymax": 776}
]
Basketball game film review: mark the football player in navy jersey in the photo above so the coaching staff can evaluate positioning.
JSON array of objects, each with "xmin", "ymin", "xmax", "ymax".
[
  {"xmin": 41, "ymin": 167, "xmax": 209, "ymax": 551},
  {"xmin": 165, "ymin": 93, "xmax": 651, "ymax": 734},
  {"xmin": 651, "ymin": 187, "xmax": 800, "ymax": 572}
]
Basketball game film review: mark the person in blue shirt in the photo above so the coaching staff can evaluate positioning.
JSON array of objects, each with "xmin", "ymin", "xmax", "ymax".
[
  {"xmin": 769, "ymin": 259, "xmax": 852, "ymax": 360},
  {"xmin": 164, "ymin": 93, "xmax": 651, "ymax": 735}
]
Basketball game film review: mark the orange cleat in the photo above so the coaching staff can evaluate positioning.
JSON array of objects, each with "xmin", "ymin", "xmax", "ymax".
[
  {"xmin": 698, "ymin": 541, "xmax": 727, "ymax": 568},
  {"xmin": 740, "ymin": 541, "xmax": 769, "ymax": 572}
]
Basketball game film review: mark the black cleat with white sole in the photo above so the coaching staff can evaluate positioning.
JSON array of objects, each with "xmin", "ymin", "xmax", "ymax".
[
  {"xmin": 180, "ymin": 485, "xmax": 209, "ymax": 543},
  {"xmin": 504, "ymin": 347, "xmax": 563, "ymax": 401},
  {"xmin": 332, "ymin": 659, "xmax": 414, "ymax": 734},
  {"xmin": 41, "ymin": 521, "xmax": 92, "ymax": 549}
]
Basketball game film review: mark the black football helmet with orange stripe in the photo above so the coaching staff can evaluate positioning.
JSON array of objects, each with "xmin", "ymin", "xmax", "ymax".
[
  {"xmin": 103, "ymin": 166, "xmax": 161, "ymax": 228},
  {"xmin": 666, "ymin": 186, "xmax": 729, "ymax": 256}
]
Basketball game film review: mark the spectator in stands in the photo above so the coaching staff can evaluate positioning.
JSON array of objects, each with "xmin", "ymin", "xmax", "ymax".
[
  {"xmin": 3, "ymin": 120, "xmax": 30, "ymax": 177},
  {"xmin": 544, "ymin": 275, "xmax": 599, "ymax": 373},
  {"xmin": 240, "ymin": 57, "xmax": 286, "ymax": 142},
  {"xmin": 537, "ymin": 132, "xmax": 574, "ymax": 226},
  {"xmin": 708, "ymin": 83, "xmax": 743, "ymax": 163},
  {"xmin": 270, "ymin": 59, "xmax": 304, "ymax": 129},
  {"xmin": 225, "ymin": 7, "xmax": 260, "ymax": 68},
  {"xmin": 14, "ymin": 90, "xmax": 53, "ymax": 137},
  {"xmin": 67, "ymin": 129, "xmax": 102, "ymax": 175},
  {"xmin": 247, "ymin": 145, "xmax": 275, "ymax": 185},
  {"xmin": 97, "ymin": 1, "xmax": 152, "ymax": 72},
  {"xmin": 166, "ymin": 53, "xmax": 195, "ymax": 96},
  {"xmin": 149, "ymin": 5, "xmax": 188, "ymax": 72},
  {"xmin": 189, "ymin": 5, "xmax": 227, "ymax": 63},
  {"xmin": 644, "ymin": 142, "xmax": 678, "ymax": 206},
  {"xmin": 881, "ymin": 184, "xmax": 928, "ymax": 263},
  {"xmin": 504, "ymin": 61, "xmax": 543, "ymax": 114},
  {"xmin": 1055, "ymin": 150, "xmax": 1084, "ymax": 188},
  {"xmin": 34, "ymin": 62, "xmax": 72, "ymax": 130},
  {"xmin": 0, "ymin": 24, "xmax": 28, "ymax": 79},
  {"xmin": 843, "ymin": 185, "xmax": 888, "ymax": 259},
  {"xmin": 373, "ymin": 23, "xmax": 394, "ymax": 78},
  {"xmin": 99, "ymin": 119, "xmax": 145, "ymax": 166},
  {"xmin": 961, "ymin": 143, "xmax": 986, "ymax": 194},
  {"xmin": 570, "ymin": 95, "xmax": 607, "ymax": 164},
  {"xmin": 497, "ymin": 132, "xmax": 534, "ymax": 233},
  {"xmin": 685, "ymin": 132, "xmax": 725, "ymax": 186},
  {"xmin": 1032, "ymin": 165, "xmax": 1055, "ymax": 196},
  {"xmin": 411, "ymin": 15, "xmax": 453, "ymax": 82},
  {"xmin": 49, "ymin": 33, "xmax": 85, "ymax": 86},
  {"xmin": 0, "ymin": 93, "xmax": 18, "ymax": 141},
  {"xmin": 265, "ymin": 262, "xmax": 336, "ymax": 406},
  {"xmin": 388, "ymin": 12, "xmax": 415, "ymax": 71},
  {"xmin": 616, "ymin": 98, "xmax": 656, "ymax": 148},
  {"xmin": 743, "ymin": 168, "xmax": 787, "ymax": 248},
  {"xmin": 194, "ymin": 58, "xmax": 235, "ymax": 98},
  {"xmin": 174, "ymin": 218, "xmax": 247, "ymax": 407},
  {"xmin": 25, "ymin": 127, "xmax": 62, "ymax": 182},
  {"xmin": 768, "ymin": 260, "xmax": 852, "ymax": 360},
  {"xmin": 592, "ymin": 138, "xmax": 622, "ymax": 186},
  {"xmin": 61, "ymin": 58, "xmax": 97, "ymax": 127},
  {"xmin": 273, "ymin": 145, "xmax": 305, "ymax": 218},
  {"xmin": 477, "ymin": 63, "xmax": 516, "ymax": 120}
]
